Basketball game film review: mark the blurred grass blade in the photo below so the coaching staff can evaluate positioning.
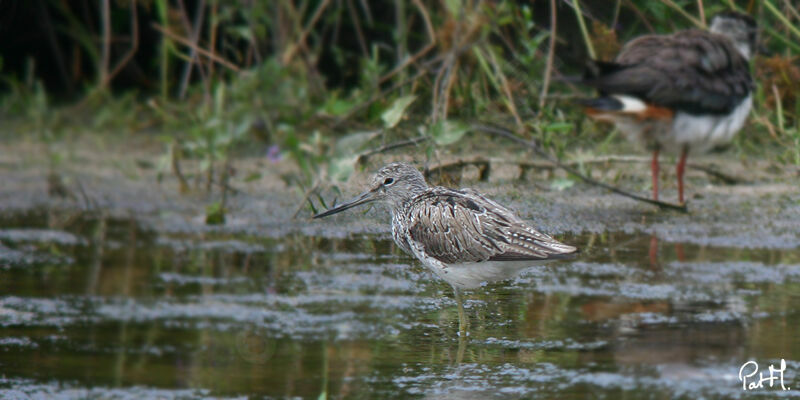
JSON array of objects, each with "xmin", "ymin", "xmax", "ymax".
[
  {"xmin": 570, "ymin": 0, "xmax": 596, "ymax": 59},
  {"xmin": 763, "ymin": 0, "xmax": 800, "ymax": 41}
]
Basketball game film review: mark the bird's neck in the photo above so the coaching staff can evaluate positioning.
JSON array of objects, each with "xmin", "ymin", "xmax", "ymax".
[
  {"xmin": 388, "ymin": 184, "xmax": 427, "ymax": 213},
  {"xmin": 388, "ymin": 195, "xmax": 417, "ymax": 216}
]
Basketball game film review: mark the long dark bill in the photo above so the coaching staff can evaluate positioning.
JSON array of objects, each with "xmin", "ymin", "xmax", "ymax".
[{"xmin": 313, "ymin": 189, "xmax": 379, "ymax": 219}]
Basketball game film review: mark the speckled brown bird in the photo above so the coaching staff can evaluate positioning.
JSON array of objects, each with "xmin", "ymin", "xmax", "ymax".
[
  {"xmin": 313, "ymin": 162, "xmax": 577, "ymax": 335},
  {"xmin": 579, "ymin": 11, "xmax": 757, "ymax": 204}
]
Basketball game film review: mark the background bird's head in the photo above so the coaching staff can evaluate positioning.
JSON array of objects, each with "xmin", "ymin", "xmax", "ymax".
[{"xmin": 710, "ymin": 11, "xmax": 758, "ymax": 60}]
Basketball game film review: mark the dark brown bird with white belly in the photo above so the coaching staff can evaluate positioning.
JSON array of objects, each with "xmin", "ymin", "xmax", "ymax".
[{"xmin": 579, "ymin": 11, "xmax": 757, "ymax": 204}]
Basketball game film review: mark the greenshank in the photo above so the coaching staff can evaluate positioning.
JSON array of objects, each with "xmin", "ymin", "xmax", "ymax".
[{"xmin": 314, "ymin": 162, "xmax": 577, "ymax": 336}]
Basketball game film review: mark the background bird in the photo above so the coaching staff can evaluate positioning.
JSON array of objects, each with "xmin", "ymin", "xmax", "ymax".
[
  {"xmin": 578, "ymin": 11, "xmax": 757, "ymax": 205},
  {"xmin": 313, "ymin": 162, "xmax": 577, "ymax": 336}
]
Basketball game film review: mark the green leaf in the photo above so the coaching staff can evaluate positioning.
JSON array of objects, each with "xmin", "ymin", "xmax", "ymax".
[
  {"xmin": 543, "ymin": 122, "xmax": 574, "ymax": 132},
  {"xmin": 550, "ymin": 178, "xmax": 575, "ymax": 191},
  {"xmin": 205, "ymin": 202, "xmax": 226, "ymax": 225},
  {"xmin": 204, "ymin": 116, "xmax": 221, "ymax": 130},
  {"xmin": 213, "ymin": 83, "xmax": 226, "ymax": 115},
  {"xmin": 444, "ymin": 0, "xmax": 460, "ymax": 15},
  {"xmin": 327, "ymin": 130, "xmax": 379, "ymax": 182},
  {"xmin": 244, "ymin": 172, "xmax": 262, "ymax": 182},
  {"xmin": 321, "ymin": 95, "xmax": 357, "ymax": 117},
  {"xmin": 234, "ymin": 119, "xmax": 251, "ymax": 140},
  {"xmin": 333, "ymin": 130, "xmax": 380, "ymax": 157},
  {"xmin": 328, "ymin": 155, "xmax": 358, "ymax": 182},
  {"xmin": 381, "ymin": 95, "xmax": 416, "ymax": 128},
  {"xmin": 430, "ymin": 120, "xmax": 469, "ymax": 145},
  {"xmin": 228, "ymin": 25, "xmax": 253, "ymax": 42}
]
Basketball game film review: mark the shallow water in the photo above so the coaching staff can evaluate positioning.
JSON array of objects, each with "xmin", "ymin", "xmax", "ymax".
[{"xmin": 0, "ymin": 210, "xmax": 799, "ymax": 399}]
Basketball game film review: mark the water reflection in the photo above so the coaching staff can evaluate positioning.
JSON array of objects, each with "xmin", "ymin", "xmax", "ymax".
[{"xmin": 0, "ymin": 210, "xmax": 798, "ymax": 398}]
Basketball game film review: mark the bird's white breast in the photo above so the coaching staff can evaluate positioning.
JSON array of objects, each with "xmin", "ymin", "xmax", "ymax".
[
  {"xmin": 428, "ymin": 260, "xmax": 552, "ymax": 290},
  {"xmin": 610, "ymin": 95, "xmax": 752, "ymax": 154},
  {"xmin": 670, "ymin": 95, "xmax": 752, "ymax": 153}
]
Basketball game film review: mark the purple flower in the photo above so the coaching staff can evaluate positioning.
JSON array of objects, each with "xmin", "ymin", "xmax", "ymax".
[{"xmin": 266, "ymin": 145, "xmax": 282, "ymax": 163}]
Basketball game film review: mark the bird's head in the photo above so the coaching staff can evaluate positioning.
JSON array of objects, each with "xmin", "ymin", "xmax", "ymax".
[
  {"xmin": 313, "ymin": 162, "xmax": 428, "ymax": 218},
  {"xmin": 709, "ymin": 11, "xmax": 758, "ymax": 60}
]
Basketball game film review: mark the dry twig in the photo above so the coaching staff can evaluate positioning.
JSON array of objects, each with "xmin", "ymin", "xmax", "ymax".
[
  {"xmin": 378, "ymin": 0, "xmax": 436, "ymax": 85},
  {"xmin": 104, "ymin": 0, "xmax": 140, "ymax": 87},
  {"xmin": 357, "ymin": 136, "xmax": 429, "ymax": 162},
  {"xmin": 405, "ymin": 154, "xmax": 746, "ymax": 185},
  {"xmin": 473, "ymin": 123, "xmax": 688, "ymax": 212},
  {"xmin": 100, "ymin": 0, "xmax": 111, "ymax": 85},
  {"xmin": 539, "ymin": 0, "xmax": 557, "ymax": 109},
  {"xmin": 177, "ymin": 0, "xmax": 208, "ymax": 100},
  {"xmin": 281, "ymin": 0, "xmax": 332, "ymax": 65},
  {"xmin": 152, "ymin": 23, "xmax": 241, "ymax": 72},
  {"xmin": 483, "ymin": 47, "xmax": 523, "ymax": 129}
]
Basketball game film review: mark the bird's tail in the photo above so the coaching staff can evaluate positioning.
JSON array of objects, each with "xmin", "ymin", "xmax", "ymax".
[
  {"xmin": 574, "ymin": 60, "xmax": 640, "ymax": 118},
  {"xmin": 553, "ymin": 60, "xmax": 624, "ymax": 85},
  {"xmin": 574, "ymin": 96, "xmax": 625, "ymax": 112},
  {"xmin": 582, "ymin": 59, "xmax": 625, "ymax": 83}
]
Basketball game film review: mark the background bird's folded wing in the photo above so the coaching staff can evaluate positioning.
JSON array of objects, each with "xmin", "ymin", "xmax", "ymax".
[
  {"xmin": 406, "ymin": 189, "xmax": 576, "ymax": 265},
  {"xmin": 583, "ymin": 31, "xmax": 753, "ymax": 115}
]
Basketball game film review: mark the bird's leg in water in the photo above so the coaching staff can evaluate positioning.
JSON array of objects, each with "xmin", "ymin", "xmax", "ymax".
[
  {"xmin": 651, "ymin": 147, "xmax": 660, "ymax": 201},
  {"xmin": 677, "ymin": 145, "xmax": 689, "ymax": 204},
  {"xmin": 454, "ymin": 287, "xmax": 469, "ymax": 337}
]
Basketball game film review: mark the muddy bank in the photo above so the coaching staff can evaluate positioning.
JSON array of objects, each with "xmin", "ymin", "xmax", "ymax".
[{"xmin": 1, "ymin": 137, "xmax": 797, "ymax": 249}]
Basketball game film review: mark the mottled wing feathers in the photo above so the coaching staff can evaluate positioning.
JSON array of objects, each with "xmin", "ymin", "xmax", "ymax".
[
  {"xmin": 405, "ymin": 188, "xmax": 576, "ymax": 265},
  {"xmin": 583, "ymin": 30, "xmax": 753, "ymax": 115}
]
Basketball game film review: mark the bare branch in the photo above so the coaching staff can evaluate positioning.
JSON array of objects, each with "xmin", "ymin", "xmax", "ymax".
[
  {"xmin": 103, "ymin": 0, "xmax": 140, "ymax": 86},
  {"xmin": 152, "ymin": 23, "xmax": 241, "ymax": 72},
  {"xmin": 473, "ymin": 123, "xmax": 688, "ymax": 212}
]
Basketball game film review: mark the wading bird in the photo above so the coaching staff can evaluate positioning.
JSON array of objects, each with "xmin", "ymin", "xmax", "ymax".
[
  {"xmin": 314, "ymin": 162, "xmax": 577, "ymax": 336},
  {"xmin": 579, "ymin": 11, "xmax": 757, "ymax": 204}
]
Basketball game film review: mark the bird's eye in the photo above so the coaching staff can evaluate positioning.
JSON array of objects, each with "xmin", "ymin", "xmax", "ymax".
[{"xmin": 383, "ymin": 178, "xmax": 395, "ymax": 185}]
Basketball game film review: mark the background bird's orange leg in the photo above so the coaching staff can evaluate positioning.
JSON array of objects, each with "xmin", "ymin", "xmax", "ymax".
[
  {"xmin": 649, "ymin": 235, "xmax": 659, "ymax": 269},
  {"xmin": 676, "ymin": 146, "xmax": 689, "ymax": 204},
  {"xmin": 651, "ymin": 148, "xmax": 660, "ymax": 201}
]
